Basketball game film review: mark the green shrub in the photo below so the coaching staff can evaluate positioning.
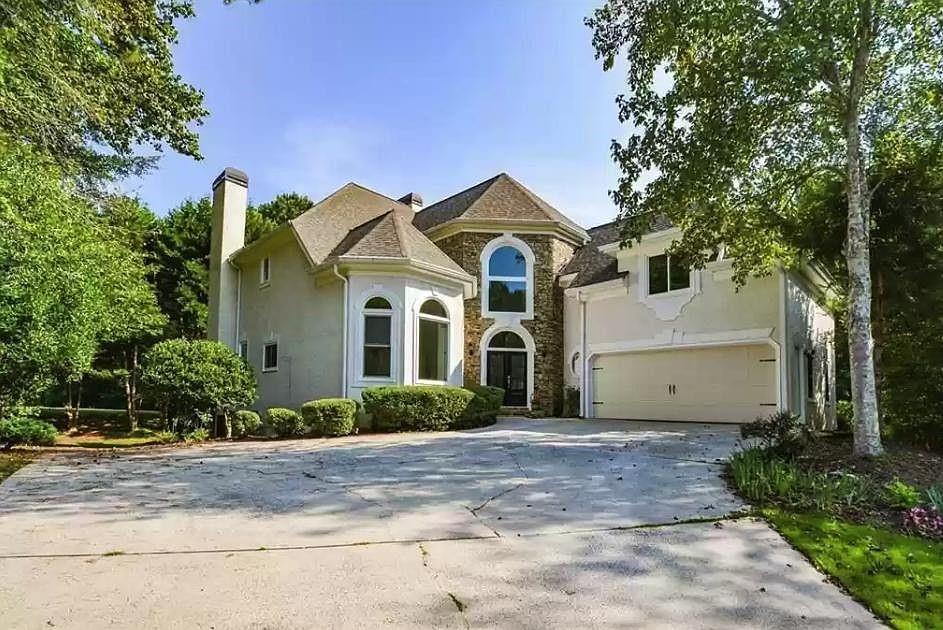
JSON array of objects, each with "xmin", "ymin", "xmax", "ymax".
[
  {"xmin": 885, "ymin": 479, "xmax": 923, "ymax": 509},
  {"xmin": 301, "ymin": 398, "xmax": 357, "ymax": 437},
  {"xmin": 835, "ymin": 400, "xmax": 853, "ymax": 432},
  {"xmin": 141, "ymin": 339, "xmax": 256, "ymax": 432},
  {"xmin": 562, "ymin": 386, "xmax": 580, "ymax": 417},
  {"xmin": 0, "ymin": 415, "xmax": 58, "ymax": 446},
  {"xmin": 362, "ymin": 386, "xmax": 476, "ymax": 432},
  {"xmin": 266, "ymin": 408, "xmax": 306, "ymax": 438},
  {"xmin": 154, "ymin": 430, "xmax": 179, "ymax": 444},
  {"xmin": 740, "ymin": 411, "xmax": 813, "ymax": 457},
  {"xmin": 457, "ymin": 385, "xmax": 503, "ymax": 429},
  {"xmin": 927, "ymin": 487, "xmax": 943, "ymax": 513},
  {"xmin": 183, "ymin": 427, "xmax": 210, "ymax": 443},
  {"xmin": 231, "ymin": 410, "xmax": 262, "ymax": 438}
]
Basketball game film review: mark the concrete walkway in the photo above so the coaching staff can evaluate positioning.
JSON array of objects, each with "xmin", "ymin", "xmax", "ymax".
[{"xmin": 0, "ymin": 418, "xmax": 880, "ymax": 628}]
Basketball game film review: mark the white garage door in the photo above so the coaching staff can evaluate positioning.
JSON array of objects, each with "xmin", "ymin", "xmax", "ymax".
[{"xmin": 591, "ymin": 344, "xmax": 778, "ymax": 423}]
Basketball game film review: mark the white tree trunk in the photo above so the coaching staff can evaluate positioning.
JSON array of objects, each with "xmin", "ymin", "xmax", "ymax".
[{"xmin": 845, "ymin": 121, "xmax": 883, "ymax": 457}]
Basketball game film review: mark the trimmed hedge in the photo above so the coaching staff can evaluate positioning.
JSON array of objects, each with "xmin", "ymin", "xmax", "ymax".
[
  {"xmin": 301, "ymin": 398, "xmax": 357, "ymax": 437},
  {"xmin": 0, "ymin": 417, "xmax": 58, "ymax": 446},
  {"xmin": 266, "ymin": 408, "xmax": 306, "ymax": 438},
  {"xmin": 231, "ymin": 410, "xmax": 262, "ymax": 438},
  {"xmin": 362, "ymin": 385, "xmax": 501, "ymax": 432}
]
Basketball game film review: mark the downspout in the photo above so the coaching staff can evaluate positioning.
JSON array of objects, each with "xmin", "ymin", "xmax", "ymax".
[
  {"xmin": 234, "ymin": 266, "xmax": 241, "ymax": 348},
  {"xmin": 579, "ymin": 291, "xmax": 588, "ymax": 418},
  {"xmin": 332, "ymin": 264, "xmax": 349, "ymax": 398}
]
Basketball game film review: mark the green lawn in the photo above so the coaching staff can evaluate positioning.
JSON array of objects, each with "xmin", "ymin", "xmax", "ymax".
[
  {"xmin": 56, "ymin": 427, "xmax": 169, "ymax": 448},
  {"xmin": 0, "ymin": 451, "xmax": 36, "ymax": 483},
  {"xmin": 764, "ymin": 508, "xmax": 943, "ymax": 630}
]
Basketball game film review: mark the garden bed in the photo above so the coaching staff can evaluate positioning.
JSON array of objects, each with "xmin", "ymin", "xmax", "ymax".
[
  {"xmin": 0, "ymin": 451, "xmax": 36, "ymax": 483},
  {"xmin": 800, "ymin": 434, "xmax": 942, "ymax": 490}
]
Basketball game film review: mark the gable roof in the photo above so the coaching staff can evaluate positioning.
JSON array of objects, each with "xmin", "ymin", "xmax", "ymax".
[
  {"xmin": 323, "ymin": 208, "xmax": 471, "ymax": 279},
  {"xmin": 288, "ymin": 182, "xmax": 412, "ymax": 265},
  {"xmin": 412, "ymin": 173, "xmax": 587, "ymax": 239},
  {"xmin": 561, "ymin": 220, "xmax": 627, "ymax": 288}
]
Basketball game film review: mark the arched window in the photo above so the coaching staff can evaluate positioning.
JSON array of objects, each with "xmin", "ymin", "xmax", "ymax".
[
  {"xmin": 363, "ymin": 297, "xmax": 392, "ymax": 377},
  {"xmin": 488, "ymin": 331, "xmax": 525, "ymax": 349},
  {"xmin": 485, "ymin": 245, "xmax": 528, "ymax": 314},
  {"xmin": 418, "ymin": 299, "xmax": 449, "ymax": 382},
  {"xmin": 485, "ymin": 329, "xmax": 528, "ymax": 407}
]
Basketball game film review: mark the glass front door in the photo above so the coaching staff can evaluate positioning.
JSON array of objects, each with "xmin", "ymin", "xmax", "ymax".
[{"xmin": 486, "ymin": 350, "xmax": 527, "ymax": 407}]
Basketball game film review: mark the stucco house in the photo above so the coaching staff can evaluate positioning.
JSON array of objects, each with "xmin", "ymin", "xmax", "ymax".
[{"xmin": 208, "ymin": 167, "xmax": 836, "ymax": 427}]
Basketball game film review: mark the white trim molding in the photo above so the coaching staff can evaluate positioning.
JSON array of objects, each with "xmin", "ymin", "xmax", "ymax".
[
  {"xmin": 479, "ymin": 322, "xmax": 535, "ymax": 409},
  {"xmin": 637, "ymin": 253, "xmax": 702, "ymax": 321},
  {"xmin": 480, "ymin": 234, "xmax": 535, "ymax": 320},
  {"xmin": 412, "ymin": 296, "xmax": 452, "ymax": 385},
  {"xmin": 352, "ymin": 286, "xmax": 402, "ymax": 387}
]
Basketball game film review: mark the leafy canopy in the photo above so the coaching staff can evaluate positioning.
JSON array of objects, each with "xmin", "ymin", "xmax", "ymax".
[{"xmin": 587, "ymin": 0, "xmax": 943, "ymax": 281}]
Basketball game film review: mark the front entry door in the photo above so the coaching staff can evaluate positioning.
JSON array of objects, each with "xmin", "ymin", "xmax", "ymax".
[{"xmin": 487, "ymin": 351, "xmax": 527, "ymax": 407}]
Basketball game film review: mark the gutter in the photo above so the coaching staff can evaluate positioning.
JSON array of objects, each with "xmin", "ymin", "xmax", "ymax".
[{"xmin": 332, "ymin": 264, "xmax": 349, "ymax": 398}]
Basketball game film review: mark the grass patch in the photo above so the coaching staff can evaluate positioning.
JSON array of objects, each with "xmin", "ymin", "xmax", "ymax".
[
  {"xmin": 764, "ymin": 508, "xmax": 943, "ymax": 630},
  {"xmin": 56, "ymin": 426, "xmax": 170, "ymax": 448},
  {"xmin": 0, "ymin": 451, "xmax": 35, "ymax": 483}
]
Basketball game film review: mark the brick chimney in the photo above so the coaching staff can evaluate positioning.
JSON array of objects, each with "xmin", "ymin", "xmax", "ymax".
[
  {"xmin": 398, "ymin": 192, "xmax": 423, "ymax": 211},
  {"xmin": 207, "ymin": 167, "xmax": 248, "ymax": 348}
]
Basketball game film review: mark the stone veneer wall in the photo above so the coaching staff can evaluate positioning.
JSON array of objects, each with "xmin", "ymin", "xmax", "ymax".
[{"xmin": 436, "ymin": 232, "xmax": 575, "ymax": 415}]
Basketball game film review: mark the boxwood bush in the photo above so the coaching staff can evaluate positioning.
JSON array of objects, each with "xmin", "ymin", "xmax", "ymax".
[
  {"xmin": 231, "ymin": 410, "xmax": 262, "ymax": 438},
  {"xmin": 363, "ymin": 385, "xmax": 500, "ymax": 432},
  {"xmin": 457, "ymin": 385, "xmax": 504, "ymax": 429},
  {"xmin": 301, "ymin": 398, "xmax": 357, "ymax": 437},
  {"xmin": 0, "ymin": 416, "xmax": 58, "ymax": 446},
  {"xmin": 266, "ymin": 408, "xmax": 306, "ymax": 438}
]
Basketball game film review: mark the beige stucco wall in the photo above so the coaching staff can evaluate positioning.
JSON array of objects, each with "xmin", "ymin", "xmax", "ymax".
[{"xmin": 237, "ymin": 235, "xmax": 343, "ymax": 411}]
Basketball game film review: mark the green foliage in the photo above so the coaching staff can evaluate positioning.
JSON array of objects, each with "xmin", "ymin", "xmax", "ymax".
[
  {"xmin": 231, "ymin": 410, "xmax": 262, "ymax": 438},
  {"xmin": 884, "ymin": 479, "xmax": 923, "ymax": 509},
  {"xmin": 0, "ymin": 0, "xmax": 206, "ymax": 182},
  {"xmin": 835, "ymin": 400, "xmax": 854, "ymax": 433},
  {"xmin": 562, "ymin": 386, "xmax": 580, "ymax": 418},
  {"xmin": 928, "ymin": 487, "xmax": 943, "ymax": 513},
  {"xmin": 301, "ymin": 399, "xmax": 357, "ymax": 437},
  {"xmin": 457, "ymin": 385, "xmax": 504, "ymax": 429},
  {"xmin": 266, "ymin": 408, "xmax": 306, "ymax": 438},
  {"xmin": 140, "ymin": 339, "xmax": 256, "ymax": 428},
  {"xmin": 0, "ymin": 415, "xmax": 58, "ymax": 447},
  {"xmin": 729, "ymin": 447, "xmax": 879, "ymax": 512},
  {"xmin": 183, "ymin": 427, "xmax": 209, "ymax": 443},
  {"xmin": 154, "ymin": 430, "xmax": 179, "ymax": 444},
  {"xmin": 740, "ymin": 411, "xmax": 814, "ymax": 458},
  {"xmin": 766, "ymin": 509, "xmax": 943, "ymax": 630},
  {"xmin": 246, "ymin": 192, "xmax": 313, "ymax": 243},
  {"xmin": 362, "ymin": 386, "xmax": 476, "ymax": 432}
]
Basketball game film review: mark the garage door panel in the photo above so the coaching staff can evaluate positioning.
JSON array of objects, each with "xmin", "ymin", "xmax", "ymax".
[{"xmin": 592, "ymin": 344, "xmax": 777, "ymax": 423}]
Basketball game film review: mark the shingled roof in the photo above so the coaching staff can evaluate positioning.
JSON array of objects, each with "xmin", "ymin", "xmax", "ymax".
[
  {"xmin": 412, "ymin": 173, "xmax": 586, "ymax": 237},
  {"xmin": 561, "ymin": 221, "xmax": 627, "ymax": 288},
  {"xmin": 323, "ymin": 208, "xmax": 471, "ymax": 278},
  {"xmin": 289, "ymin": 182, "xmax": 412, "ymax": 265}
]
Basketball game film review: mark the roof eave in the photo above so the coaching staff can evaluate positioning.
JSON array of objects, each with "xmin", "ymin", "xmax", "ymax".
[{"xmin": 423, "ymin": 218, "xmax": 589, "ymax": 246}]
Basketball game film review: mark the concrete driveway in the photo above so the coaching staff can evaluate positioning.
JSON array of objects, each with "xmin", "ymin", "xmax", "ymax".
[{"xmin": 0, "ymin": 418, "xmax": 878, "ymax": 629}]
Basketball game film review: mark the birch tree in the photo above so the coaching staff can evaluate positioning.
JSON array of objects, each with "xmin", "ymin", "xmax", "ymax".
[{"xmin": 587, "ymin": 0, "xmax": 943, "ymax": 456}]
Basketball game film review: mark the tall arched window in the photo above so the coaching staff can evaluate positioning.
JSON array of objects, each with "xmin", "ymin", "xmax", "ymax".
[
  {"xmin": 486, "ymin": 245, "xmax": 527, "ymax": 313},
  {"xmin": 418, "ymin": 299, "xmax": 449, "ymax": 382},
  {"xmin": 363, "ymin": 296, "xmax": 392, "ymax": 378}
]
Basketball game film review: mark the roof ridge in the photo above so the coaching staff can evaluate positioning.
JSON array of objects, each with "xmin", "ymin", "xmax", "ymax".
[
  {"xmin": 344, "ymin": 181, "xmax": 412, "ymax": 208},
  {"xmin": 495, "ymin": 172, "xmax": 549, "ymax": 217},
  {"xmin": 415, "ymin": 172, "xmax": 503, "ymax": 215},
  {"xmin": 391, "ymin": 211, "xmax": 412, "ymax": 259}
]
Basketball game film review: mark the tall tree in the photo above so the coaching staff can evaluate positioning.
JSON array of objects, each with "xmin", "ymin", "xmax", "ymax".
[
  {"xmin": 0, "ymin": 0, "xmax": 206, "ymax": 184},
  {"xmin": 587, "ymin": 0, "xmax": 943, "ymax": 455}
]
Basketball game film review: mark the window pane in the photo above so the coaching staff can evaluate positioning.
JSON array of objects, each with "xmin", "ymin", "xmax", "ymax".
[
  {"xmin": 488, "ymin": 280, "xmax": 526, "ymax": 312},
  {"xmin": 418, "ymin": 319, "xmax": 448, "ymax": 381},
  {"xmin": 263, "ymin": 343, "xmax": 277, "ymax": 369},
  {"xmin": 488, "ymin": 331, "xmax": 525, "ymax": 348},
  {"xmin": 364, "ymin": 346, "xmax": 391, "ymax": 377},
  {"xmin": 419, "ymin": 300, "xmax": 447, "ymax": 317},
  {"xmin": 669, "ymin": 258, "xmax": 691, "ymax": 291},
  {"xmin": 365, "ymin": 296, "xmax": 391, "ymax": 310},
  {"xmin": 364, "ymin": 315, "xmax": 391, "ymax": 345},
  {"xmin": 648, "ymin": 254, "xmax": 668, "ymax": 294},
  {"xmin": 489, "ymin": 246, "xmax": 526, "ymax": 277}
]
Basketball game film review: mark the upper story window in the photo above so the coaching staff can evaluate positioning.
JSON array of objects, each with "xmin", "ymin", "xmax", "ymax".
[
  {"xmin": 648, "ymin": 254, "xmax": 690, "ymax": 295},
  {"xmin": 487, "ymin": 246, "xmax": 526, "ymax": 312},
  {"xmin": 238, "ymin": 339, "xmax": 248, "ymax": 362},
  {"xmin": 417, "ymin": 299, "xmax": 449, "ymax": 382},
  {"xmin": 262, "ymin": 341, "xmax": 278, "ymax": 372},
  {"xmin": 260, "ymin": 256, "xmax": 271, "ymax": 285},
  {"xmin": 363, "ymin": 297, "xmax": 392, "ymax": 378}
]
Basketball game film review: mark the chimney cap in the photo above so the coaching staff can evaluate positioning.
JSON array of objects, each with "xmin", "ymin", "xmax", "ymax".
[
  {"xmin": 397, "ymin": 192, "xmax": 423, "ymax": 209},
  {"xmin": 212, "ymin": 167, "xmax": 249, "ymax": 189}
]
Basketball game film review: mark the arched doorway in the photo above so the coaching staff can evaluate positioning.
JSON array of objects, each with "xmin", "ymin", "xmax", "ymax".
[{"xmin": 486, "ymin": 331, "xmax": 528, "ymax": 406}]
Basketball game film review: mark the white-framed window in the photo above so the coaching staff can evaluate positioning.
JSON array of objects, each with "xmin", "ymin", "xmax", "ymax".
[
  {"xmin": 647, "ymin": 253, "xmax": 690, "ymax": 295},
  {"xmin": 481, "ymin": 236, "xmax": 534, "ymax": 318},
  {"xmin": 417, "ymin": 299, "xmax": 449, "ymax": 382},
  {"xmin": 363, "ymin": 296, "xmax": 393, "ymax": 378},
  {"xmin": 238, "ymin": 339, "xmax": 248, "ymax": 361},
  {"xmin": 260, "ymin": 256, "xmax": 271, "ymax": 286},
  {"xmin": 262, "ymin": 341, "xmax": 278, "ymax": 372}
]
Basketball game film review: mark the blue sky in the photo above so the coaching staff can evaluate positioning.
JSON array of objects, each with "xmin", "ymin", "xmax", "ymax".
[{"xmin": 124, "ymin": 0, "xmax": 629, "ymax": 228}]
